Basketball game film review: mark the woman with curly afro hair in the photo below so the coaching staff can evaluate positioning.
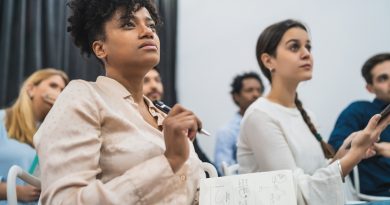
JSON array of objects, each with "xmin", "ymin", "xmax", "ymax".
[{"xmin": 33, "ymin": 0, "xmax": 205, "ymax": 204}]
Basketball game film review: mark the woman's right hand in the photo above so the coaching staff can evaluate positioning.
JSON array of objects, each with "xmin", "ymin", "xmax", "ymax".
[
  {"xmin": 16, "ymin": 185, "xmax": 40, "ymax": 202},
  {"xmin": 163, "ymin": 104, "xmax": 202, "ymax": 173}
]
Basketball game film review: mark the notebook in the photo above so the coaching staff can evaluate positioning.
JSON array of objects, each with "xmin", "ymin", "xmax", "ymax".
[{"xmin": 200, "ymin": 169, "xmax": 297, "ymax": 205}]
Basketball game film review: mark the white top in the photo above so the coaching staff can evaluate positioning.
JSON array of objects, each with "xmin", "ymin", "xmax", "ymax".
[{"xmin": 237, "ymin": 97, "xmax": 345, "ymax": 205}]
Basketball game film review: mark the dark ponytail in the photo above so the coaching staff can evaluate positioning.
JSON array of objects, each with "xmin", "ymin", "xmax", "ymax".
[{"xmin": 295, "ymin": 93, "xmax": 335, "ymax": 158}]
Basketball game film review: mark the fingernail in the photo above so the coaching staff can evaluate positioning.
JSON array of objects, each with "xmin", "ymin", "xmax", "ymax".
[{"xmin": 375, "ymin": 114, "xmax": 382, "ymax": 122}]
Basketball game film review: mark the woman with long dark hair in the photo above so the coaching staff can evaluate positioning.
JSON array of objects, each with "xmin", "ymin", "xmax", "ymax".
[{"xmin": 237, "ymin": 19, "xmax": 390, "ymax": 204}]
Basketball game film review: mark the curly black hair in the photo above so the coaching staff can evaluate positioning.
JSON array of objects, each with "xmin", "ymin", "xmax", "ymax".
[
  {"xmin": 230, "ymin": 72, "xmax": 264, "ymax": 96},
  {"xmin": 67, "ymin": 0, "xmax": 160, "ymax": 57}
]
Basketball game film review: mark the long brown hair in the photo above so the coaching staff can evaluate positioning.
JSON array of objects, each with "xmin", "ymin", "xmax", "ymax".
[
  {"xmin": 5, "ymin": 68, "xmax": 69, "ymax": 147},
  {"xmin": 255, "ymin": 19, "xmax": 334, "ymax": 158}
]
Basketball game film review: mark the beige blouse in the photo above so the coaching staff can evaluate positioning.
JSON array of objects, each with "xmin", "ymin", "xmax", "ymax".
[{"xmin": 34, "ymin": 76, "xmax": 204, "ymax": 205}]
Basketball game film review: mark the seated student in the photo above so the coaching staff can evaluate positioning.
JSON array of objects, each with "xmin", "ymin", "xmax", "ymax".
[
  {"xmin": 214, "ymin": 72, "xmax": 263, "ymax": 173},
  {"xmin": 237, "ymin": 19, "xmax": 390, "ymax": 205},
  {"xmin": 329, "ymin": 53, "xmax": 390, "ymax": 196},
  {"xmin": 0, "ymin": 68, "xmax": 68, "ymax": 204},
  {"xmin": 34, "ymin": 1, "xmax": 204, "ymax": 204}
]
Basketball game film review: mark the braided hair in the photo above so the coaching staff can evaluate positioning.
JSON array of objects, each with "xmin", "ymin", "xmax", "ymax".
[
  {"xmin": 294, "ymin": 94, "xmax": 335, "ymax": 158},
  {"xmin": 255, "ymin": 19, "xmax": 334, "ymax": 158}
]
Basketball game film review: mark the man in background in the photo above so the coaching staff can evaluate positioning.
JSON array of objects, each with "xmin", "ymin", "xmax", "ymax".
[
  {"xmin": 143, "ymin": 67, "xmax": 164, "ymax": 101},
  {"xmin": 329, "ymin": 53, "xmax": 390, "ymax": 196},
  {"xmin": 214, "ymin": 72, "xmax": 264, "ymax": 174}
]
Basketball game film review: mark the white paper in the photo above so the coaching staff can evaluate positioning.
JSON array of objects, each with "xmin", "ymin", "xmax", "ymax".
[{"xmin": 200, "ymin": 170, "xmax": 297, "ymax": 205}]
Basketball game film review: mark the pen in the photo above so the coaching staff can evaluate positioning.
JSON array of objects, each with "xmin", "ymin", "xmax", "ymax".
[{"xmin": 152, "ymin": 100, "xmax": 211, "ymax": 136}]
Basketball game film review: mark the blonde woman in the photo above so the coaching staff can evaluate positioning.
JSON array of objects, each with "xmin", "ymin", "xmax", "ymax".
[{"xmin": 0, "ymin": 68, "xmax": 68, "ymax": 204}]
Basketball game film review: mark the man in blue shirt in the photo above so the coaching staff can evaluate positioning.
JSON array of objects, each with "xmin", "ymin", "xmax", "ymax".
[
  {"xmin": 214, "ymin": 72, "xmax": 264, "ymax": 174},
  {"xmin": 329, "ymin": 53, "xmax": 390, "ymax": 196}
]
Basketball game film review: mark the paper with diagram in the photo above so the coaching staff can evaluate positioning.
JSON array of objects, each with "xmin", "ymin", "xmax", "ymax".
[{"xmin": 200, "ymin": 169, "xmax": 297, "ymax": 205}]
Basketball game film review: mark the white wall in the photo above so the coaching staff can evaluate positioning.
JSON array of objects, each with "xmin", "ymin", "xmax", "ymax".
[{"xmin": 176, "ymin": 0, "xmax": 390, "ymax": 161}]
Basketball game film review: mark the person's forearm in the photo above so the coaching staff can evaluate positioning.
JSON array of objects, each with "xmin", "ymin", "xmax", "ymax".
[
  {"xmin": 339, "ymin": 149, "xmax": 364, "ymax": 177},
  {"xmin": 330, "ymin": 134, "xmax": 356, "ymax": 163},
  {"xmin": 330, "ymin": 147, "xmax": 347, "ymax": 164},
  {"xmin": 0, "ymin": 182, "xmax": 6, "ymax": 200}
]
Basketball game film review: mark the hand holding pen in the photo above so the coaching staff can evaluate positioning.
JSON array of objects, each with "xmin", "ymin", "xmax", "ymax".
[
  {"xmin": 154, "ymin": 101, "xmax": 207, "ymax": 172},
  {"xmin": 153, "ymin": 100, "xmax": 210, "ymax": 136}
]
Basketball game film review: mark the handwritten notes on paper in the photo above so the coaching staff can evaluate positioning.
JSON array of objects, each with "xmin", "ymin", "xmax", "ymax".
[{"xmin": 200, "ymin": 170, "xmax": 296, "ymax": 205}]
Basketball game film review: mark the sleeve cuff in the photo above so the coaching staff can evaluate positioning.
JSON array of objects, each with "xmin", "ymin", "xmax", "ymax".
[{"xmin": 336, "ymin": 160, "xmax": 345, "ymax": 183}]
